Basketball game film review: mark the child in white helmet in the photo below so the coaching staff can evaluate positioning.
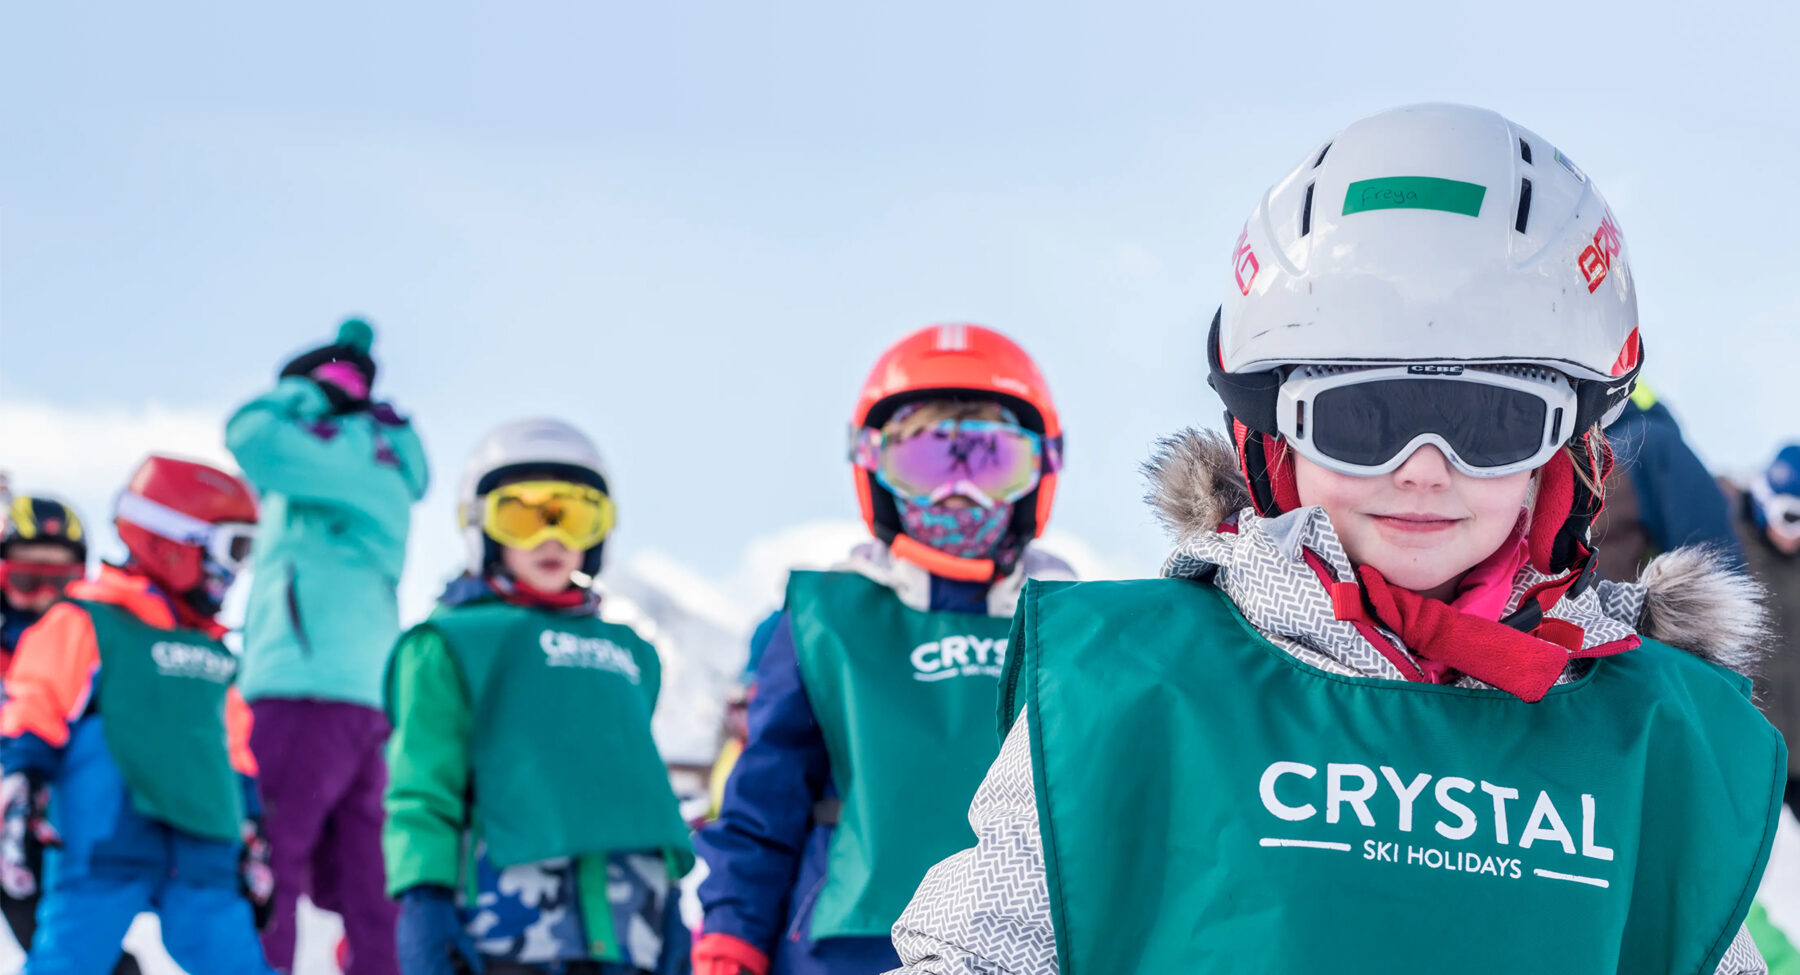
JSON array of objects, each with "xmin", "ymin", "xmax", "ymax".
[
  {"xmin": 382, "ymin": 419, "xmax": 693, "ymax": 975},
  {"xmin": 889, "ymin": 105, "xmax": 1783, "ymax": 974}
]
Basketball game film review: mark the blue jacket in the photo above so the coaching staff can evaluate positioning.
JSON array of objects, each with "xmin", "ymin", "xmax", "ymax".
[
  {"xmin": 226, "ymin": 377, "xmax": 429, "ymax": 708},
  {"xmin": 695, "ymin": 574, "xmax": 990, "ymax": 975}
]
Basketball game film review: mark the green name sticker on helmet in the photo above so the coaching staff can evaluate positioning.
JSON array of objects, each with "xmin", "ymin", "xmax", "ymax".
[{"xmin": 1342, "ymin": 177, "xmax": 1486, "ymax": 217}]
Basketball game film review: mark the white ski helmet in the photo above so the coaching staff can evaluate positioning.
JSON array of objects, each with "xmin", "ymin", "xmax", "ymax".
[
  {"xmin": 458, "ymin": 418, "xmax": 612, "ymax": 577},
  {"xmin": 1213, "ymin": 103, "xmax": 1640, "ymax": 421},
  {"xmin": 1208, "ymin": 103, "xmax": 1643, "ymax": 577}
]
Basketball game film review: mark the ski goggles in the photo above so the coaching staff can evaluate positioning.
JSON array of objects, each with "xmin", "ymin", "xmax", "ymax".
[
  {"xmin": 0, "ymin": 560, "xmax": 83, "ymax": 597},
  {"xmin": 113, "ymin": 491, "xmax": 257, "ymax": 573},
  {"xmin": 1751, "ymin": 478, "xmax": 1800, "ymax": 539},
  {"xmin": 480, "ymin": 480, "xmax": 615, "ymax": 551},
  {"xmin": 1275, "ymin": 364, "xmax": 1579, "ymax": 478},
  {"xmin": 851, "ymin": 419, "xmax": 1058, "ymax": 508}
]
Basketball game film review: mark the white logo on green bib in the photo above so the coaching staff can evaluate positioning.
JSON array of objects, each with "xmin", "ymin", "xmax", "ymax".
[
  {"xmin": 1258, "ymin": 760, "xmax": 1616, "ymax": 888},
  {"xmin": 909, "ymin": 635, "xmax": 1007, "ymax": 682},
  {"xmin": 150, "ymin": 642, "xmax": 237, "ymax": 683},
  {"xmin": 538, "ymin": 629, "xmax": 641, "ymax": 683}
]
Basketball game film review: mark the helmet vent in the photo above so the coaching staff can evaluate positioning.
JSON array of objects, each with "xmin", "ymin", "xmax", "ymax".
[
  {"xmin": 1519, "ymin": 138, "xmax": 1533, "ymax": 164},
  {"xmin": 1514, "ymin": 177, "xmax": 1533, "ymax": 234},
  {"xmin": 1313, "ymin": 142, "xmax": 1332, "ymax": 168},
  {"xmin": 1300, "ymin": 182, "xmax": 1316, "ymax": 237}
]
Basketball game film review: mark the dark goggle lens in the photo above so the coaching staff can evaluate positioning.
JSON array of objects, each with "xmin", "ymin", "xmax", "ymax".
[
  {"xmin": 0, "ymin": 562, "xmax": 82, "ymax": 594},
  {"xmin": 1310, "ymin": 380, "xmax": 1551, "ymax": 470}
]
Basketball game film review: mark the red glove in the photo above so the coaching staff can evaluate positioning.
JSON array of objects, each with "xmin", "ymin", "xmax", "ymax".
[{"xmin": 693, "ymin": 932, "xmax": 770, "ymax": 975}]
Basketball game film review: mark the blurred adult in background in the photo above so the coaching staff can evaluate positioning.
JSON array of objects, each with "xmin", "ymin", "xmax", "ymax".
[
  {"xmin": 1729, "ymin": 444, "xmax": 1800, "ymax": 814},
  {"xmin": 1592, "ymin": 385, "xmax": 1743, "ymax": 581},
  {"xmin": 227, "ymin": 319, "xmax": 429, "ymax": 975},
  {"xmin": 0, "ymin": 497, "xmax": 145, "ymax": 973}
]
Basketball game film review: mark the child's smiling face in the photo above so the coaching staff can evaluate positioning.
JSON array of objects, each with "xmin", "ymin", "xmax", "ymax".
[{"xmin": 1294, "ymin": 445, "xmax": 1533, "ymax": 601}]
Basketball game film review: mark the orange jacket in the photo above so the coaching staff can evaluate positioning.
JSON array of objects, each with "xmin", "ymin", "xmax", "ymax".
[{"xmin": 0, "ymin": 565, "xmax": 257, "ymax": 776}]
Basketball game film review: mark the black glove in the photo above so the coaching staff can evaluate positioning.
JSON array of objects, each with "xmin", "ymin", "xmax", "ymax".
[
  {"xmin": 238, "ymin": 816, "xmax": 275, "ymax": 929},
  {"xmin": 1, "ymin": 772, "xmax": 59, "ymax": 899},
  {"xmin": 279, "ymin": 318, "xmax": 378, "ymax": 414}
]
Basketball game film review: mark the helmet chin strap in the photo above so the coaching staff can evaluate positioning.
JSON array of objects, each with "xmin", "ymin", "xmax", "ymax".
[{"xmin": 889, "ymin": 534, "xmax": 997, "ymax": 584}]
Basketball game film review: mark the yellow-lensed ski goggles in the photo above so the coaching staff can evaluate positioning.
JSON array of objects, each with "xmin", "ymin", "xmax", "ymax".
[{"xmin": 478, "ymin": 480, "xmax": 615, "ymax": 551}]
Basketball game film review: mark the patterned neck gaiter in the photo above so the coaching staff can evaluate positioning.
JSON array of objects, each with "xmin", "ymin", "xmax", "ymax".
[{"xmin": 897, "ymin": 496, "xmax": 1015, "ymax": 560}]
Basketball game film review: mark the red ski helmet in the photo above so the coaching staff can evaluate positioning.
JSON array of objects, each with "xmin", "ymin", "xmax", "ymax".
[
  {"xmin": 850, "ymin": 324, "xmax": 1063, "ymax": 581},
  {"xmin": 114, "ymin": 455, "xmax": 258, "ymax": 598}
]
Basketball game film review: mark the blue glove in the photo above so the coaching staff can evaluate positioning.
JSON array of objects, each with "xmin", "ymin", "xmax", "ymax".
[{"xmin": 397, "ymin": 885, "xmax": 482, "ymax": 975}]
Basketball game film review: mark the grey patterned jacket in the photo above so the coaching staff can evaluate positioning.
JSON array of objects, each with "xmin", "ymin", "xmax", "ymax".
[{"xmin": 888, "ymin": 429, "xmax": 1775, "ymax": 975}]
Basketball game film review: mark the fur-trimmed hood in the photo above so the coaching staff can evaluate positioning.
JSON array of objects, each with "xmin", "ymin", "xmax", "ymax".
[{"xmin": 1142, "ymin": 428, "xmax": 1770, "ymax": 678}]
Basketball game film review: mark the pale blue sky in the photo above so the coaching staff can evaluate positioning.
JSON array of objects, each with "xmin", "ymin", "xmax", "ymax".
[{"xmin": 3, "ymin": 0, "xmax": 1796, "ymax": 591}]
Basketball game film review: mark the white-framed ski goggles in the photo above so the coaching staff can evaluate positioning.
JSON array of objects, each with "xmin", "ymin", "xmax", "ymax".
[
  {"xmin": 1751, "ymin": 477, "xmax": 1800, "ymax": 540},
  {"xmin": 114, "ymin": 491, "xmax": 257, "ymax": 574},
  {"xmin": 1275, "ymin": 363, "xmax": 1580, "ymax": 478}
]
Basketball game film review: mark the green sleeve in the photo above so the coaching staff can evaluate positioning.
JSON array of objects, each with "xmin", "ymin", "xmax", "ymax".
[{"xmin": 382, "ymin": 626, "xmax": 472, "ymax": 896}]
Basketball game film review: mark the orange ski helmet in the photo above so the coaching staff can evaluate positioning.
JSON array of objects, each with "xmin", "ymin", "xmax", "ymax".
[{"xmin": 850, "ymin": 323, "xmax": 1063, "ymax": 581}]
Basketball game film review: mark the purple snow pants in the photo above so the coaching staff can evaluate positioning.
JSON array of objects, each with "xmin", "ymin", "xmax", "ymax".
[{"xmin": 249, "ymin": 698, "xmax": 399, "ymax": 975}]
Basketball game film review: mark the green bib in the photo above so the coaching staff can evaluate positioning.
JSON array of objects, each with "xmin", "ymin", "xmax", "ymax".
[
  {"xmin": 406, "ymin": 601, "xmax": 693, "ymax": 871},
  {"xmin": 1001, "ymin": 579, "xmax": 1787, "ymax": 975},
  {"xmin": 787, "ymin": 570, "xmax": 1014, "ymax": 940},
  {"xmin": 81, "ymin": 600, "xmax": 243, "ymax": 843}
]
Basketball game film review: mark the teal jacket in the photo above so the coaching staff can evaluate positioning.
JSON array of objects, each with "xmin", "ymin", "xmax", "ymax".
[{"xmin": 227, "ymin": 377, "xmax": 429, "ymax": 707}]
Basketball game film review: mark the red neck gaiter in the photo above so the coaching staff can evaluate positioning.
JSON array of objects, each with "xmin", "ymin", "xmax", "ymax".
[
  {"xmin": 1344, "ymin": 565, "xmax": 1579, "ymax": 703},
  {"xmin": 493, "ymin": 576, "xmax": 592, "ymax": 611}
]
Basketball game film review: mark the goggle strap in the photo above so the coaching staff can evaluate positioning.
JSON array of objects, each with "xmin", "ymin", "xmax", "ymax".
[
  {"xmin": 849, "ymin": 427, "xmax": 884, "ymax": 471},
  {"xmin": 114, "ymin": 491, "xmax": 216, "ymax": 546}
]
